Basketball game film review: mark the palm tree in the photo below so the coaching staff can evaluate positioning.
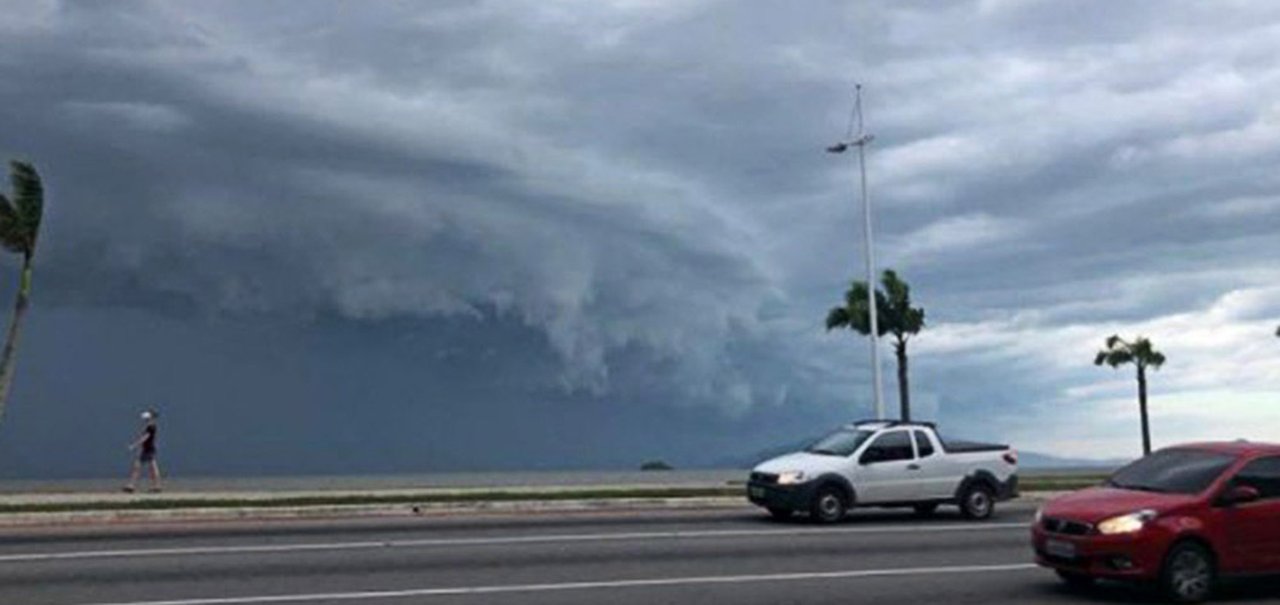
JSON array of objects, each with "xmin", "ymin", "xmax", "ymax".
[
  {"xmin": 1094, "ymin": 335, "xmax": 1165, "ymax": 456},
  {"xmin": 0, "ymin": 161, "xmax": 45, "ymax": 425},
  {"xmin": 826, "ymin": 269, "xmax": 925, "ymax": 421}
]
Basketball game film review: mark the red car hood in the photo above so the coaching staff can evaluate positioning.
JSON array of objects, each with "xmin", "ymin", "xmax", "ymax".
[{"xmin": 1042, "ymin": 487, "xmax": 1197, "ymax": 524}]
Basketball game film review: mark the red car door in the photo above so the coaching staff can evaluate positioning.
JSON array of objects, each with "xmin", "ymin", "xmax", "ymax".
[{"xmin": 1224, "ymin": 456, "xmax": 1280, "ymax": 572}]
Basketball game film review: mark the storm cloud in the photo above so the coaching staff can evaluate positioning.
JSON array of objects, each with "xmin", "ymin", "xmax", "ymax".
[{"xmin": 1, "ymin": 0, "xmax": 1278, "ymax": 476}]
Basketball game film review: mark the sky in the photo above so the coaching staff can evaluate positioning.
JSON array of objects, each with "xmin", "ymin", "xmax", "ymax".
[{"xmin": 0, "ymin": 0, "xmax": 1278, "ymax": 478}]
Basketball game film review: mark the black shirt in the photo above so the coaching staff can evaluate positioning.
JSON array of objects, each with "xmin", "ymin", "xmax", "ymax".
[{"xmin": 142, "ymin": 424, "xmax": 157, "ymax": 453}]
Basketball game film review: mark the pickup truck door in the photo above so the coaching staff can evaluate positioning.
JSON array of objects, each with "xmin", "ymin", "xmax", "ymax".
[
  {"xmin": 853, "ymin": 429, "xmax": 919, "ymax": 503},
  {"xmin": 911, "ymin": 429, "xmax": 956, "ymax": 499}
]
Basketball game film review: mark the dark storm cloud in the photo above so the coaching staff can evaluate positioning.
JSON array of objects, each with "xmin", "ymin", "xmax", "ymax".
[
  {"xmin": 2, "ymin": 0, "xmax": 790, "ymax": 398},
  {"xmin": 1, "ymin": 0, "xmax": 1279, "ymax": 474}
]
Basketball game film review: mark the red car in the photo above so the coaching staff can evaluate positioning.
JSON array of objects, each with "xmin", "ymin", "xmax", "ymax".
[{"xmin": 1031, "ymin": 441, "xmax": 1280, "ymax": 603}]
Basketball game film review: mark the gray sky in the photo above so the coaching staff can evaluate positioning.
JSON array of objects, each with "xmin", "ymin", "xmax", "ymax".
[{"xmin": 1, "ymin": 0, "xmax": 1279, "ymax": 477}]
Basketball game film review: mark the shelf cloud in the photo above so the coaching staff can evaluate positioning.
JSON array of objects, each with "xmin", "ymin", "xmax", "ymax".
[{"xmin": 0, "ymin": 1, "xmax": 1278, "ymax": 475}]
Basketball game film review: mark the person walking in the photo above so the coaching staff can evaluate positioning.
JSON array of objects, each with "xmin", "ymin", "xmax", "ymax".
[{"xmin": 124, "ymin": 409, "xmax": 162, "ymax": 493}]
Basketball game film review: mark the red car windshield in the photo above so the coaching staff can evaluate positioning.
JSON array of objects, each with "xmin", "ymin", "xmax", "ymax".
[{"xmin": 1106, "ymin": 449, "xmax": 1236, "ymax": 495}]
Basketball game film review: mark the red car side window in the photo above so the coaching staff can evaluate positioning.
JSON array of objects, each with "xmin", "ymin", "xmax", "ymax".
[{"xmin": 1231, "ymin": 456, "xmax": 1280, "ymax": 500}]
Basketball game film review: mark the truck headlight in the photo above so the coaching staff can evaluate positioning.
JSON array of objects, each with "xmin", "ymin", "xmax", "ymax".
[
  {"xmin": 1096, "ymin": 509, "xmax": 1157, "ymax": 535},
  {"xmin": 776, "ymin": 471, "xmax": 806, "ymax": 485}
]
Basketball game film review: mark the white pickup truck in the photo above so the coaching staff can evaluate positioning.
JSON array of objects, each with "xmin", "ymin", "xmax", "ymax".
[{"xmin": 747, "ymin": 420, "xmax": 1019, "ymax": 523}]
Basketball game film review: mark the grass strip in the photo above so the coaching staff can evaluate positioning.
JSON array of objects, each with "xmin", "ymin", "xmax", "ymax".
[
  {"xmin": 0, "ymin": 474, "xmax": 1110, "ymax": 515},
  {"xmin": 1019, "ymin": 475, "xmax": 1108, "ymax": 492}
]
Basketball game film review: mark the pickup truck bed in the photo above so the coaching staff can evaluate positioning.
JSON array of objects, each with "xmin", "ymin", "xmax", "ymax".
[{"xmin": 942, "ymin": 439, "xmax": 1010, "ymax": 453}]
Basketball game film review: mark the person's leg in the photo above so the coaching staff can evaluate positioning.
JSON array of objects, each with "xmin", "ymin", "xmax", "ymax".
[
  {"xmin": 125, "ymin": 460, "xmax": 141, "ymax": 492},
  {"xmin": 148, "ymin": 459, "xmax": 162, "ymax": 491}
]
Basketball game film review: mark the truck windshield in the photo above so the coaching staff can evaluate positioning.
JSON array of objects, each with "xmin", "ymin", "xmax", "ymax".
[
  {"xmin": 806, "ymin": 429, "xmax": 875, "ymax": 457},
  {"xmin": 1107, "ymin": 449, "xmax": 1236, "ymax": 495}
]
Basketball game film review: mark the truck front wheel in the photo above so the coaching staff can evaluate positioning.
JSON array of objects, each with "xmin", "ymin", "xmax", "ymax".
[{"xmin": 809, "ymin": 485, "xmax": 847, "ymax": 524}]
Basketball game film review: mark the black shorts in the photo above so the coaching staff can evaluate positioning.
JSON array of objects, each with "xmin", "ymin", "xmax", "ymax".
[{"xmin": 139, "ymin": 449, "xmax": 157, "ymax": 463}]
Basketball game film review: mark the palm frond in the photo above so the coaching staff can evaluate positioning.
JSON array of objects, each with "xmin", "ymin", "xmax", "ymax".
[
  {"xmin": 844, "ymin": 281, "xmax": 870, "ymax": 307},
  {"xmin": 829, "ymin": 282, "xmax": 874, "ymax": 335},
  {"xmin": 1095, "ymin": 349, "xmax": 1133, "ymax": 368},
  {"xmin": 825, "ymin": 306, "xmax": 850, "ymax": 331},
  {"xmin": 876, "ymin": 269, "xmax": 924, "ymax": 338},
  {"xmin": 902, "ymin": 307, "xmax": 925, "ymax": 334},
  {"xmin": 10, "ymin": 162, "xmax": 42, "ymax": 215},
  {"xmin": 0, "ymin": 193, "xmax": 13, "ymax": 226},
  {"xmin": 5, "ymin": 162, "xmax": 42, "ymax": 255},
  {"xmin": 1130, "ymin": 337, "xmax": 1165, "ymax": 368},
  {"xmin": 827, "ymin": 269, "xmax": 925, "ymax": 339},
  {"xmin": 1147, "ymin": 351, "xmax": 1166, "ymax": 369},
  {"xmin": 1095, "ymin": 335, "xmax": 1164, "ymax": 369},
  {"xmin": 881, "ymin": 269, "xmax": 909, "ymax": 302},
  {"xmin": 0, "ymin": 192, "xmax": 23, "ymax": 255}
]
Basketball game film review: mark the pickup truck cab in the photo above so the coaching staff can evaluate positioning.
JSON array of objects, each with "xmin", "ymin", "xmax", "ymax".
[{"xmin": 747, "ymin": 420, "xmax": 1018, "ymax": 523}]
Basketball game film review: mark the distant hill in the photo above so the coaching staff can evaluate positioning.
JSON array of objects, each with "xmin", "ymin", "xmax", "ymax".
[
  {"xmin": 714, "ymin": 438, "xmax": 1128, "ymax": 471},
  {"xmin": 1017, "ymin": 451, "xmax": 1129, "ymax": 470}
]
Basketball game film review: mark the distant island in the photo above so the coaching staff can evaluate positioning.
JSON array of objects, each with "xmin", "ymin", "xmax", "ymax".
[{"xmin": 640, "ymin": 460, "xmax": 674, "ymax": 471}]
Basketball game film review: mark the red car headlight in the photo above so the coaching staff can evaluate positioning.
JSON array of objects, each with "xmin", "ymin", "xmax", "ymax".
[{"xmin": 1096, "ymin": 509, "xmax": 1158, "ymax": 535}]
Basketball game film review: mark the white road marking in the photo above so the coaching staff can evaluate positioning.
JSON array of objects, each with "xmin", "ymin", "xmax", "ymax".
[
  {"xmin": 73, "ymin": 563, "xmax": 1041, "ymax": 605},
  {"xmin": 0, "ymin": 522, "xmax": 1028, "ymax": 563}
]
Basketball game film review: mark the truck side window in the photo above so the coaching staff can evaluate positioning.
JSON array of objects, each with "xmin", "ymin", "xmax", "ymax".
[
  {"xmin": 913, "ymin": 430, "xmax": 934, "ymax": 458},
  {"xmin": 860, "ymin": 431, "xmax": 914, "ymax": 464},
  {"xmin": 1232, "ymin": 456, "xmax": 1280, "ymax": 500}
]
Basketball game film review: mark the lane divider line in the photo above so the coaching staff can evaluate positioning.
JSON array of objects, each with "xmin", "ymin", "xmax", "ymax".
[
  {"xmin": 72, "ymin": 563, "xmax": 1042, "ymax": 605},
  {"xmin": 0, "ymin": 522, "xmax": 1029, "ymax": 563}
]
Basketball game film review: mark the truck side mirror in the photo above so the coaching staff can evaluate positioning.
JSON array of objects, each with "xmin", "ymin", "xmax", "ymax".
[{"xmin": 1220, "ymin": 485, "xmax": 1261, "ymax": 507}]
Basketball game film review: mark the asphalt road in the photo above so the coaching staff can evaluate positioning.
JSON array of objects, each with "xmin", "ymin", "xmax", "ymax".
[{"xmin": 2, "ymin": 502, "xmax": 1278, "ymax": 605}]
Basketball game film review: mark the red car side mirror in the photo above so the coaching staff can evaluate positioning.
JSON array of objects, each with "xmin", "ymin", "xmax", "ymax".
[{"xmin": 1222, "ymin": 485, "xmax": 1261, "ymax": 506}]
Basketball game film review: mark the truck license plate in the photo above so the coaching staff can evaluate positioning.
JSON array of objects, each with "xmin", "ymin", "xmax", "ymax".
[
  {"xmin": 749, "ymin": 486, "xmax": 765, "ymax": 498},
  {"xmin": 1045, "ymin": 539, "xmax": 1077, "ymax": 559}
]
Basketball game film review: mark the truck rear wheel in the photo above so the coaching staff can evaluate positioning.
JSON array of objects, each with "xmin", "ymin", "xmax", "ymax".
[
  {"xmin": 808, "ymin": 485, "xmax": 846, "ymax": 524},
  {"xmin": 959, "ymin": 484, "xmax": 994, "ymax": 520}
]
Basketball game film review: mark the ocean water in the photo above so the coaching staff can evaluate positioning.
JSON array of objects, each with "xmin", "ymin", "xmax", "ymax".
[{"xmin": 0, "ymin": 465, "xmax": 1111, "ymax": 495}]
